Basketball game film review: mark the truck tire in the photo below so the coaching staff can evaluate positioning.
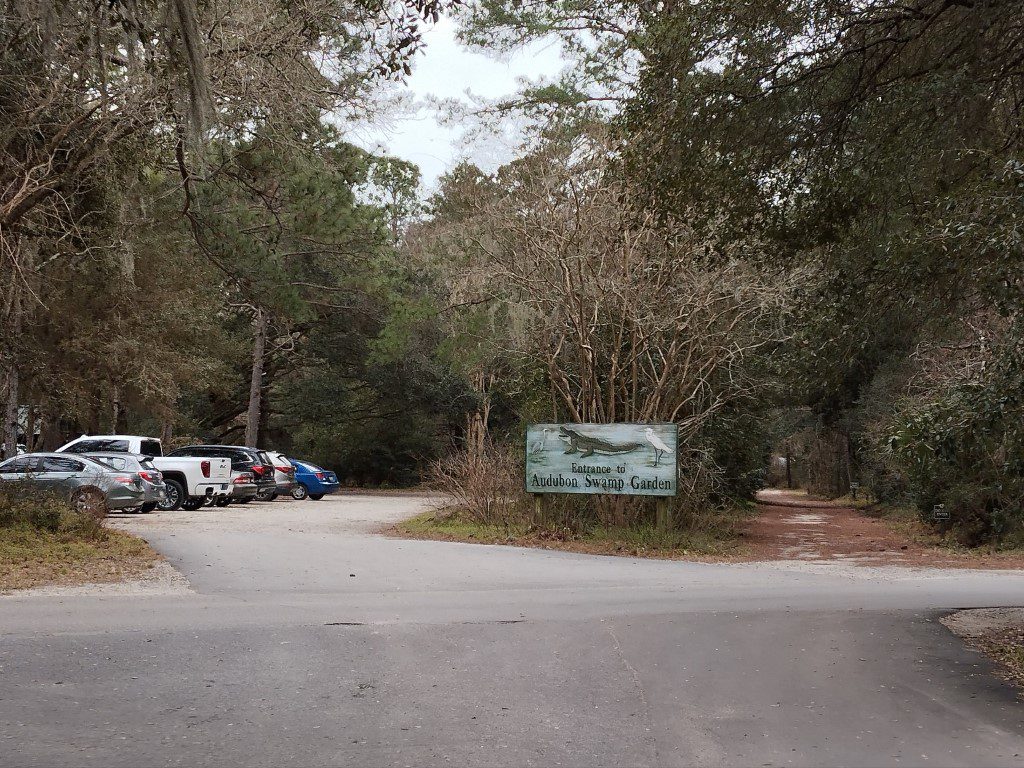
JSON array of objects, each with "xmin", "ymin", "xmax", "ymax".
[
  {"xmin": 182, "ymin": 497, "xmax": 204, "ymax": 510},
  {"xmin": 140, "ymin": 502, "xmax": 158, "ymax": 514},
  {"xmin": 291, "ymin": 483, "xmax": 309, "ymax": 500},
  {"xmin": 158, "ymin": 479, "xmax": 185, "ymax": 511}
]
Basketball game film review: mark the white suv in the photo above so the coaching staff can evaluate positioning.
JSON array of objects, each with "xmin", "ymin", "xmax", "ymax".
[{"xmin": 263, "ymin": 450, "xmax": 296, "ymax": 500}]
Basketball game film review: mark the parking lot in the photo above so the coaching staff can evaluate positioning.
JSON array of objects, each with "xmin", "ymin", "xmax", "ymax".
[{"xmin": 110, "ymin": 491, "xmax": 436, "ymax": 538}]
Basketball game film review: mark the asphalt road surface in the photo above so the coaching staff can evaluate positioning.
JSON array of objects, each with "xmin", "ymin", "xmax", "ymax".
[{"xmin": 3, "ymin": 495, "xmax": 1024, "ymax": 767}]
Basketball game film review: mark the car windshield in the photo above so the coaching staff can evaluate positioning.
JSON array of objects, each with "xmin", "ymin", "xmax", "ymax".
[
  {"xmin": 89, "ymin": 455, "xmax": 129, "ymax": 471},
  {"xmin": 0, "ymin": 456, "xmax": 36, "ymax": 473},
  {"xmin": 66, "ymin": 438, "xmax": 129, "ymax": 454},
  {"xmin": 74, "ymin": 456, "xmax": 119, "ymax": 472},
  {"xmin": 139, "ymin": 440, "xmax": 162, "ymax": 457}
]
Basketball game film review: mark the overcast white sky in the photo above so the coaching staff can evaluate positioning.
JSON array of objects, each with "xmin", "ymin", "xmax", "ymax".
[{"xmin": 351, "ymin": 16, "xmax": 565, "ymax": 189}]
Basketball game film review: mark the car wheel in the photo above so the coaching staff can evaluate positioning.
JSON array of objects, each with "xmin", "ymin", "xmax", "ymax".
[
  {"xmin": 181, "ymin": 497, "xmax": 203, "ymax": 511},
  {"xmin": 309, "ymin": 493, "xmax": 324, "ymax": 500},
  {"xmin": 158, "ymin": 480, "xmax": 185, "ymax": 511},
  {"xmin": 256, "ymin": 487, "xmax": 276, "ymax": 501},
  {"xmin": 140, "ymin": 502, "xmax": 158, "ymax": 514},
  {"xmin": 214, "ymin": 496, "xmax": 230, "ymax": 507},
  {"xmin": 291, "ymin": 483, "xmax": 309, "ymax": 500},
  {"xmin": 237, "ymin": 497, "xmax": 252, "ymax": 504},
  {"xmin": 72, "ymin": 487, "xmax": 108, "ymax": 519}
]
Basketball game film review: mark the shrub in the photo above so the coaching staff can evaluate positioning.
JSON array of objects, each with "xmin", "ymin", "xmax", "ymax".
[
  {"xmin": 0, "ymin": 484, "xmax": 107, "ymax": 540},
  {"xmin": 429, "ymin": 440, "xmax": 748, "ymax": 536},
  {"xmin": 885, "ymin": 364, "xmax": 1024, "ymax": 546},
  {"xmin": 0, "ymin": 485, "xmax": 65, "ymax": 531},
  {"xmin": 429, "ymin": 445, "xmax": 527, "ymax": 528}
]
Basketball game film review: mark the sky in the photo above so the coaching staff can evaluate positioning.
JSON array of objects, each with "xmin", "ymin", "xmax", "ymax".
[{"xmin": 351, "ymin": 16, "xmax": 565, "ymax": 189}]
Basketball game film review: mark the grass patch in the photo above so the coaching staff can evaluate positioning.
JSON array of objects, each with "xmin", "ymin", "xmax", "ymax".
[
  {"xmin": 0, "ymin": 486, "xmax": 160, "ymax": 593},
  {"xmin": 827, "ymin": 493, "xmax": 876, "ymax": 509},
  {"xmin": 0, "ymin": 524, "xmax": 159, "ymax": 592},
  {"xmin": 393, "ymin": 505, "xmax": 753, "ymax": 560},
  {"xmin": 864, "ymin": 503, "xmax": 1024, "ymax": 559}
]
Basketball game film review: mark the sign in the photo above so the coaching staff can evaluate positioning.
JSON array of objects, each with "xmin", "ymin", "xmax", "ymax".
[
  {"xmin": 932, "ymin": 504, "xmax": 950, "ymax": 521},
  {"xmin": 525, "ymin": 423, "xmax": 678, "ymax": 497}
]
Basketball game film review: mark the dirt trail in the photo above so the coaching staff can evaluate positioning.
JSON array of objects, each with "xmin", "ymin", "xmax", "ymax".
[{"xmin": 744, "ymin": 489, "xmax": 1024, "ymax": 568}]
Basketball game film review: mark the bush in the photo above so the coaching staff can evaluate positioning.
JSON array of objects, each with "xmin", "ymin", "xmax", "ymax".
[
  {"xmin": 429, "ymin": 440, "xmax": 750, "ymax": 537},
  {"xmin": 0, "ymin": 485, "xmax": 106, "ymax": 540},
  {"xmin": 884, "ymin": 364, "xmax": 1024, "ymax": 546},
  {"xmin": 429, "ymin": 445, "xmax": 527, "ymax": 528}
]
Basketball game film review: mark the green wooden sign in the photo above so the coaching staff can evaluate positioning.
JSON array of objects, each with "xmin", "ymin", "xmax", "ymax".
[{"xmin": 525, "ymin": 423, "xmax": 678, "ymax": 497}]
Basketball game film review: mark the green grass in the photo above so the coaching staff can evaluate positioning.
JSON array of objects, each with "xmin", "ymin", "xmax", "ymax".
[{"xmin": 394, "ymin": 505, "xmax": 753, "ymax": 559}]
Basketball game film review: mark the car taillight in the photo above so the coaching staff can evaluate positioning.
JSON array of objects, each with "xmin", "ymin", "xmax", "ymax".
[
  {"xmin": 275, "ymin": 465, "xmax": 291, "ymax": 473},
  {"xmin": 201, "ymin": 460, "xmax": 211, "ymax": 478},
  {"xmin": 233, "ymin": 472, "xmax": 254, "ymax": 484},
  {"xmin": 114, "ymin": 475, "xmax": 134, "ymax": 484},
  {"xmin": 139, "ymin": 471, "xmax": 158, "ymax": 482},
  {"xmin": 316, "ymin": 472, "xmax": 326, "ymax": 480},
  {"xmin": 251, "ymin": 465, "xmax": 265, "ymax": 476}
]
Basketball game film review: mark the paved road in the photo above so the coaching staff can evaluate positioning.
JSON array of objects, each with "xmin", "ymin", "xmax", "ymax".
[{"xmin": 2, "ymin": 495, "xmax": 1024, "ymax": 767}]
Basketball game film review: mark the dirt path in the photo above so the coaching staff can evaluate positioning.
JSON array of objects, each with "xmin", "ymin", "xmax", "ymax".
[{"xmin": 745, "ymin": 489, "xmax": 1024, "ymax": 568}]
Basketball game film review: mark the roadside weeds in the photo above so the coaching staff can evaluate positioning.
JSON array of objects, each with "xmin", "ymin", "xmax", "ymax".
[
  {"xmin": 390, "ymin": 506, "xmax": 753, "ymax": 560},
  {"xmin": 0, "ymin": 525, "xmax": 160, "ymax": 593}
]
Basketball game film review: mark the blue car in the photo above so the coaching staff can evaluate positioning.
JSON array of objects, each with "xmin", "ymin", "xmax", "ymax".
[{"xmin": 289, "ymin": 460, "xmax": 340, "ymax": 500}]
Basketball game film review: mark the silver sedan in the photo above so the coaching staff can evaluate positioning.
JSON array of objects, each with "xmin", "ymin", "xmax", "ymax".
[
  {"xmin": 0, "ymin": 452, "xmax": 150, "ymax": 517},
  {"xmin": 85, "ymin": 452, "xmax": 167, "ymax": 513}
]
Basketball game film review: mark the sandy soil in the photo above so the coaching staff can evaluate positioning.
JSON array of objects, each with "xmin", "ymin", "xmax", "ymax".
[
  {"xmin": 741, "ymin": 490, "xmax": 1024, "ymax": 569},
  {"xmin": 3, "ymin": 559, "xmax": 191, "ymax": 598}
]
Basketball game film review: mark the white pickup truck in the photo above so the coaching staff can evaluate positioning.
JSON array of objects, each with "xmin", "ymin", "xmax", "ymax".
[{"xmin": 57, "ymin": 435, "xmax": 231, "ymax": 511}]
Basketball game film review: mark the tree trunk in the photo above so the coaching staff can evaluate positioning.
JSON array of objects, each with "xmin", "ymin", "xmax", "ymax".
[
  {"xmin": 110, "ymin": 385, "xmax": 122, "ymax": 433},
  {"xmin": 1, "ymin": 275, "xmax": 22, "ymax": 458},
  {"xmin": 1, "ymin": 361, "xmax": 18, "ymax": 459},
  {"xmin": 244, "ymin": 308, "xmax": 268, "ymax": 448},
  {"xmin": 465, "ymin": 370, "xmax": 493, "ymax": 459},
  {"xmin": 38, "ymin": 410, "xmax": 65, "ymax": 451}
]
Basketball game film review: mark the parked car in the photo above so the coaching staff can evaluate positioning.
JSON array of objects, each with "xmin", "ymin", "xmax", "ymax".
[
  {"xmin": 56, "ymin": 435, "xmax": 231, "ymax": 511},
  {"xmin": 229, "ymin": 469, "xmax": 259, "ymax": 504},
  {"xmin": 85, "ymin": 452, "xmax": 167, "ymax": 513},
  {"xmin": 289, "ymin": 460, "xmax": 340, "ymax": 500},
  {"xmin": 167, "ymin": 445, "xmax": 277, "ymax": 500},
  {"xmin": 263, "ymin": 450, "xmax": 297, "ymax": 500},
  {"xmin": 0, "ymin": 452, "xmax": 151, "ymax": 517}
]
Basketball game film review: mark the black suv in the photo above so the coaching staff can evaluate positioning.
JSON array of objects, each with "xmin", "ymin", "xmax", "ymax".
[{"xmin": 168, "ymin": 445, "xmax": 277, "ymax": 497}]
